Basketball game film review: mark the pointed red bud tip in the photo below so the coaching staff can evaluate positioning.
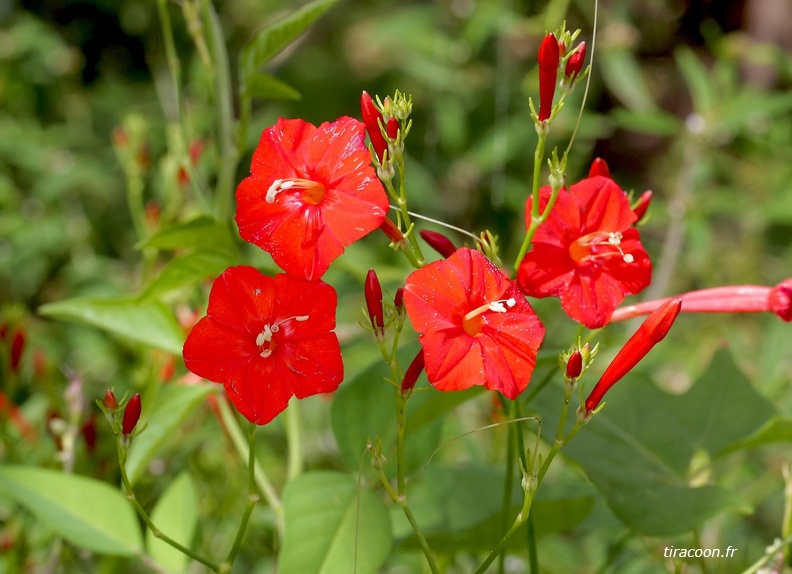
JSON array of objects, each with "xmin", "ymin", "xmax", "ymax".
[
  {"xmin": 588, "ymin": 157, "xmax": 611, "ymax": 179},
  {"xmin": 104, "ymin": 389, "xmax": 119, "ymax": 410},
  {"xmin": 380, "ymin": 217, "xmax": 405, "ymax": 244},
  {"xmin": 361, "ymin": 91, "xmax": 388, "ymax": 163},
  {"xmin": 401, "ymin": 349, "xmax": 425, "ymax": 393},
  {"xmin": 537, "ymin": 33, "xmax": 561, "ymax": 122},
  {"xmin": 394, "ymin": 287, "xmax": 405, "ymax": 309},
  {"xmin": 769, "ymin": 279, "xmax": 792, "ymax": 322},
  {"xmin": 564, "ymin": 42, "xmax": 586, "ymax": 80},
  {"xmin": 566, "ymin": 350, "xmax": 583, "ymax": 379},
  {"xmin": 632, "ymin": 190, "xmax": 653, "ymax": 223},
  {"xmin": 9, "ymin": 329, "xmax": 25, "ymax": 373},
  {"xmin": 419, "ymin": 229, "xmax": 457, "ymax": 259},
  {"xmin": 584, "ymin": 299, "xmax": 682, "ymax": 413},
  {"xmin": 122, "ymin": 393, "xmax": 142, "ymax": 436},
  {"xmin": 365, "ymin": 269, "xmax": 385, "ymax": 336}
]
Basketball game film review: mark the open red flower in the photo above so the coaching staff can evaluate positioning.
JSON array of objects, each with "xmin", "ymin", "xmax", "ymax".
[
  {"xmin": 404, "ymin": 248, "xmax": 545, "ymax": 399},
  {"xmin": 236, "ymin": 117, "xmax": 389, "ymax": 280},
  {"xmin": 183, "ymin": 266, "xmax": 343, "ymax": 425},
  {"xmin": 517, "ymin": 176, "xmax": 652, "ymax": 329}
]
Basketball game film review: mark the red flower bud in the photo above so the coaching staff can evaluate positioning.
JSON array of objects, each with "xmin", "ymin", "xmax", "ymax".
[
  {"xmin": 537, "ymin": 33, "xmax": 560, "ymax": 122},
  {"xmin": 419, "ymin": 229, "xmax": 457, "ymax": 259},
  {"xmin": 9, "ymin": 329, "xmax": 24, "ymax": 374},
  {"xmin": 361, "ymin": 91, "xmax": 388, "ymax": 163},
  {"xmin": 585, "ymin": 299, "xmax": 682, "ymax": 412},
  {"xmin": 394, "ymin": 287, "xmax": 405, "ymax": 310},
  {"xmin": 566, "ymin": 350, "xmax": 583, "ymax": 379},
  {"xmin": 768, "ymin": 279, "xmax": 792, "ymax": 322},
  {"xmin": 386, "ymin": 116, "xmax": 399, "ymax": 140},
  {"xmin": 564, "ymin": 42, "xmax": 586, "ymax": 80},
  {"xmin": 401, "ymin": 349, "xmax": 425, "ymax": 393},
  {"xmin": 365, "ymin": 269, "xmax": 385, "ymax": 336},
  {"xmin": 82, "ymin": 415, "xmax": 97, "ymax": 454},
  {"xmin": 588, "ymin": 157, "xmax": 611, "ymax": 179},
  {"xmin": 632, "ymin": 190, "xmax": 652, "ymax": 223},
  {"xmin": 122, "ymin": 393, "xmax": 141, "ymax": 436},
  {"xmin": 104, "ymin": 389, "xmax": 119, "ymax": 410}
]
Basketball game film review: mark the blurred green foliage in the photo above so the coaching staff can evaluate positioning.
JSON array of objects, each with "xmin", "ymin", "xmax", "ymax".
[{"xmin": 1, "ymin": 0, "xmax": 792, "ymax": 572}]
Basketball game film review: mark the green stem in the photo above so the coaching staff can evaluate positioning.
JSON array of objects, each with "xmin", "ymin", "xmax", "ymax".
[
  {"xmin": 119, "ymin": 437, "xmax": 221, "ymax": 572},
  {"xmin": 285, "ymin": 401, "xmax": 303, "ymax": 480},
  {"xmin": 740, "ymin": 534, "xmax": 792, "ymax": 574},
  {"xmin": 513, "ymin": 128, "xmax": 548, "ymax": 273},
  {"xmin": 782, "ymin": 465, "xmax": 792, "ymax": 567},
  {"xmin": 392, "ymin": 156, "xmax": 425, "ymax": 267},
  {"xmin": 216, "ymin": 395, "xmax": 284, "ymax": 538},
  {"xmin": 475, "ymin": 486, "xmax": 536, "ymax": 574},
  {"xmin": 156, "ymin": 0, "xmax": 182, "ymax": 121},
  {"xmin": 222, "ymin": 424, "xmax": 260, "ymax": 570},
  {"xmin": 395, "ymin": 390, "xmax": 408, "ymax": 496}
]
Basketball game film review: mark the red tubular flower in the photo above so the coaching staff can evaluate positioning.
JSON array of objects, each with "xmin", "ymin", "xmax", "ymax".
[
  {"xmin": 235, "ymin": 117, "xmax": 389, "ymax": 281},
  {"xmin": 517, "ymin": 176, "xmax": 652, "ymax": 329},
  {"xmin": 361, "ymin": 91, "xmax": 388, "ymax": 163},
  {"xmin": 122, "ymin": 393, "xmax": 141, "ymax": 436},
  {"xmin": 564, "ymin": 42, "xmax": 586, "ymax": 80},
  {"xmin": 585, "ymin": 298, "xmax": 682, "ymax": 412},
  {"xmin": 380, "ymin": 217, "xmax": 405, "ymax": 244},
  {"xmin": 404, "ymin": 248, "xmax": 545, "ymax": 399},
  {"xmin": 365, "ymin": 269, "xmax": 385, "ymax": 336},
  {"xmin": 609, "ymin": 279, "xmax": 792, "ymax": 323},
  {"xmin": 10, "ymin": 329, "xmax": 24, "ymax": 374},
  {"xmin": 419, "ymin": 229, "xmax": 457, "ymax": 259},
  {"xmin": 537, "ymin": 33, "xmax": 561, "ymax": 122},
  {"xmin": 588, "ymin": 157, "xmax": 611, "ymax": 178},
  {"xmin": 401, "ymin": 349, "xmax": 425, "ymax": 393},
  {"xmin": 183, "ymin": 266, "xmax": 343, "ymax": 425},
  {"xmin": 631, "ymin": 190, "xmax": 652, "ymax": 223}
]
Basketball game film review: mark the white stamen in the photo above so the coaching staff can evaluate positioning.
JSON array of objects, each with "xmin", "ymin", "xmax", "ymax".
[
  {"xmin": 506, "ymin": 298, "xmax": 516, "ymax": 308},
  {"xmin": 254, "ymin": 288, "xmax": 261, "ymax": 296},
  {"xmin": 295, "ymin": 315, "xmax": 309, "ymax": 322},
  {"xmin": 270, "ymin": 324, "xmax": 279, "ymax": 333},
  {"xmin": 623, "ymin": 254, "xmax": 634, "ymax": 263},
  {"xmin": 260, "ymin": 349, "xmax": 272, "ymax": 358},
  {"xmin": 487, "ymin": 298, "xmax": 516, "ymax": 314},
  {"xmin": 608, "ymin": 232, "xmax": 623, "ymax": 245},
  {"xmin": 256, "ymin": 324, "xmax": 273, "ymax": 346},
  {"xmin": 265, "ymin": 178, "xmax": 295, "ymax": 203}
]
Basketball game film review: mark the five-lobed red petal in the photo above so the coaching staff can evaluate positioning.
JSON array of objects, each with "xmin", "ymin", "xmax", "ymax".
[
  {"xmin": 235, "ymin": 117, "xmax": 389, "ymax": 281},
  {"xmin": 182, "ymin": 266, "xmax": 343, "ymax": 425},
  {"xmin": 404, "ymin": 248, "xmax": 545, "ymax": 400},
  {"xmin": 517, "ymin": 176, "xmax": 652, "ymax": 329}
]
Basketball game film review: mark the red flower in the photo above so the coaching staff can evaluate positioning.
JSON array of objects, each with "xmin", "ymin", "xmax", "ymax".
[
  {"xmin": 585, "ymin": 298, "xmax": 682, "ymax": 412},
  {"xmin": 609, "ymin": 279, "xmax": 792, "ymax": 323},
  {"xmin": 235, "ymin": 117, "xmax": 389, "ymax": 280},
  {"xmin": 183, "ymin": 266, "xmax": 343, "ymax": 425},
  {"xmin": 537, "ymin": 33, "xmax": 560, "ymax": 122},
  {"xmin": 517, "ymin": 176, "xmax": 652, "ymax": 329},
  {"xmin": 404, "ymin": 248, "xmax": 545, "ymax": 399}
]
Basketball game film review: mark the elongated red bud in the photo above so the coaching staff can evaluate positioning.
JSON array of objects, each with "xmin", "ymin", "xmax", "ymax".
[
  {"xmin": 10, "ymin": 329, "xmax": 24, "ymax": 374},
  {"xmin": 365, "ymin": 269, "xmax": 385, "ymax": 337},
  {"xmin": 588, "ymin": 157, "xmax": 611, "ymax": 178},
  {"xmin": 537, "ymin": 33, "xmax": 560, "ymax": 122},
  {"xmin": 386, "ymin": 116, "xmax": 399, "ymax": 140},
  {"xmin": 401, "ymin": 349, "xmax": 425, "ymax": 393},
  {"xmin": 566, "ymin": 350, "xmax": 582, "ymax": 379},
  {"xmin": 380, "ymin": 217, "xmax": 405, "ymax": 244},
  {"xmin": 122, "ymin": 393, "xmax": 142, "ymax": 436},
  {"xmin": 394, "ymin": 287, "xmax": 404, "ymax": 309},
  {"xmin": 632, "ymin": 190, "xmax": 652, "ymax": 223},
  {"xmin": 585, "ymin": 299, "xmax": 682, "ymax": 412},
  {"xmin": 419, "ymin": 229, "xmax": 457, "ymax": 259},
  {"xmin": 564, "ymin": 42, "xmax": 586, "ymax": 80},
  {"xmin": 82, "ymin": 416, "xmax": 97, "ymax": 453},
  {"xmin": 361, "ymin": 91, "xmax": 388, "ymax": 163},
  {"xmin": 104, "ymin": 390, "xmax": 119, "ymax": 410}
]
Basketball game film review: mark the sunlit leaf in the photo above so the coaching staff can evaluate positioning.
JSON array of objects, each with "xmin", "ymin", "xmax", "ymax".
[
  {"xmin": 138, "ymin": 250, "xmax": 234, "ymax": 301},
  {"xmin": 136, "ymin": 216, "xmax": 235, "ymax": 252},
  {"xmin": 0, "ymin": 466, "xmax": 142, "ymax": 556}
]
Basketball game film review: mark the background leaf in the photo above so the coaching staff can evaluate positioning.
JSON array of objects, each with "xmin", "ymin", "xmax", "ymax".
[
  {"xmin": 38, "ymin": 297, "xmax": 185, "ymax": 354},
  {"xmin": 0, "ymin": 466, "xmax": 143, "ymax": 556},
  {"xmin": 279, "ymin": 471, "xmax": 391, "ymax": 574},
  {"xmin": 138, "ymin": 250, "xmax": 235, "ymax": 301},
  {"xmin": 147, "ymin": 471, "xmax": 199, "ymax": 573},
  {"xmin": 136, "ymin": 216, "xmax": 235, "ymax": 252},
  {"xmin": 126, "ymin": 383, "xmax": 214, "ymax": 486}
]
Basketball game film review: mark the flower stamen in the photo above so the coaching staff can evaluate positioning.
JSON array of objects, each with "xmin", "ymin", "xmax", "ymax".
[
  {"xmin": 570, "ymin": 231, "xmax": 634, "ymax": 264},
  {"xmin": 462, "ymin": 298, "xmax": 516, "ymax": 336},
  {"xmin": 256, "ymin": 315, "xmax": 309, "ymax": 358},
  {"xmin": 266, "ymin": 178, "xmax": 327, "ymax": 205}
]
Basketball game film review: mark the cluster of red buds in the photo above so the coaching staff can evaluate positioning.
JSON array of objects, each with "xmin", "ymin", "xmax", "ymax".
[
  {"xmin": 536, "ymin": 30, "xmax": 587, "ymax": 125},
  {"xmin": 99, "ymin": 390, "xmax": 143, "ymax": 442}
]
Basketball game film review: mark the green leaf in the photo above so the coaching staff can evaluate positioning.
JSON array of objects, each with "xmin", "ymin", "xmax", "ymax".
[
  {"xmin": 675, "ymin": 46, "xmax": 714, "ymax": 115},
  {"xmin": 721, "ymin": 416, "xmax": 792, "ymax": 454},
  {"xmin": 126, "ymin": 384, "xmax": 214, "ymax": 486},
  {"xmin": 147, "ymin": 472, "xmax": 199, "ymax": 573},
  {"xmin": 136, "ymin": 216, "xmax": 235, "ymax": 252},
  {"xmin": 599, "ymin": 47, "xmax": 657, "ymax": 113},
  {"xmin": 241, "ymin": 0, "xmax": 339, "ymax": 80},
  {"xmin": 138, "ymin": 250, "xmax": 234, "ymax": 301},
  {"xmin": 534, "ymin": 347, "xmax": 769, "ymax": 535},
  {"xmin": 246, "ymin": 73, "xmax": 302, "ymax": 101},
  {"xmin": 611, "ymin": 108, "xmax": 683, "ymax": 137},
  {"xmin": 39, "ymin": 297, "xmax": 184, "ymax": 355},
  {"xmin": 0, "ymin": 466, "xmax": 143, "ymax": 556},
  {"xmin": 330, "ymin": 344, "xmax": 455, "ymax": 474},
  {"xmin": 279, "ymin": 471, "xmax": 391, "ymax": 574}
]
